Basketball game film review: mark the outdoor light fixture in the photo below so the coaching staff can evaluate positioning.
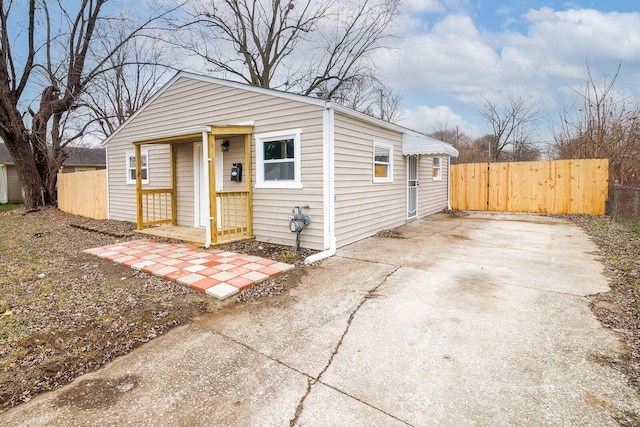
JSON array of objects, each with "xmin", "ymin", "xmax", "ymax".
[{"xmin": 221, "ymin": 140, "xmax": 230, "ymax": 152}]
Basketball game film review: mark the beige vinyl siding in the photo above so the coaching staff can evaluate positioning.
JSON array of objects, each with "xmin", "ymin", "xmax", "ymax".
[
  {"xmin": 418, "ymin": 156, "xmax": 450, "ymax": 216},
  {"xmin": 5, "ymin": 165, "xmax": 22, "ymax": 203},
  {"xmin": 334, "ymin": 113, "xmax": 405, "ymax": 248},
  {"xmin": 106, "ymin": 76, "xmax": 325, "ymax": 250}
]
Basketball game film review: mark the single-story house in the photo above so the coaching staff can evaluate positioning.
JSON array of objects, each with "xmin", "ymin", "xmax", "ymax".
[
  {"xmin": 0, "ymin": 142, "xmax": 106, "ymax": 204},
  {"xmin": 102, "ymin": 71, "xmax": 458, "ymax": 260}
]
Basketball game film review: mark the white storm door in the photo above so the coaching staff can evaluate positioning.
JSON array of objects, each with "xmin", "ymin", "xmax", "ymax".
[{"xmin": 407, "ymin": 155, "xmax": 418, "ymax": 218}]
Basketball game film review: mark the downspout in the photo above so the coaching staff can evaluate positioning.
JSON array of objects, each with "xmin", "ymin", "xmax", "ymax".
[
  {"xmin": 447, "ymin": 156, "xmax": 452, "ymax": 210},
  {"xmin": 105, "ymin": 147, "xmax": 110, "ymax": 219},
  {"xmin": 305, "ymin": 104, "xmax": 336, "ymax": 264},
  {"xmin": 202, "ymin": 128, "xmax": 212, "ymax": 248}
]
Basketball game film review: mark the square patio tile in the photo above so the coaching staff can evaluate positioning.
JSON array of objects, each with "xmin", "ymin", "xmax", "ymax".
[
  {"xmin": 190, "ymin": 277, "xmax": 221, "ymax": 292},
  {"xmin": 258, "ymin": 266, "xmax": 284, "ymax": 276},
  {"xmin": 141, "ymin": 263, "xmax": 167, "ymax": 274},
  {"xmin": 242, "ymin": 255, "xmax": 262, "ymax": 262},
  {"xmin": 198, "ymin": 267, "xmax": 221, "ymax": 276},
  {"xmin": 229, "ymin": 259, "xmax": 249, "ymax": 266},
  {"xmin": 243, "ymin": 262, "xmax": 266, "ymax": 271},
  {"xmin": 227, "ymin": 276, "xmax": 254, "ymax": 289},
  {"xmin": 131, "ymin": 260, "xmax": 157, "ymax": 270},
  {"xmin": 215, "ymin": 264, "xmax": 235, "ymax": 271},
  {"xmin": 256, "ymin": 258, "xmax": 277, "ymax": 266},
  {"xmin": 153, "ymin": 266, "xmax": 178, "ymax": 277},
  {"xmin": 184, "ymin": 264, "xmax": 206, "ymax": 273},
  {"xmin": 217, "ymin": 251, "xmax": 238, "ymax": 258},
  {"xmin": 161, "ymin": 259, "xmax": 183, "ymax": 266},
  {"xmin": 211, "ymin": 271, "xmax": 236, "ymax": 282},
  {"xmin": 272, "ymin": 262, "xmax": 295, "ymax": 272},
  {"xmin": 177, "ymin": 273, "xmax": 206, "ymax": 286},
  {"xmin": 242, "ymin": 271, "xmax": 269, "ymax": 282},
  {"xmin": 112, "ymin": 255, "xmax": 136, "ymax": 264},
  {"xmin": 163, "ymin": 269, "xmax": 191, "ymax": 281},
  {"xmin": 229, "ymin": 266, "xmax": 251, "ymax": 275},
  {"xmin": 205, "ymin": 283, "xmax": 239, "ymax": 300}
]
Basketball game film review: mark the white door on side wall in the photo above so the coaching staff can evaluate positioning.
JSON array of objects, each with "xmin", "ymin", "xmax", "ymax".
[
  {"xmin": 407, "ymin": 155, "xmax": 418, "ymax": 218},
  {"xmin": 195, "ymin": 143, "xmax": 223, "ymax": 228}
]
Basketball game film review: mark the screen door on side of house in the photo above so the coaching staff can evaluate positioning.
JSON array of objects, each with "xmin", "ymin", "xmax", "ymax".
[{"xmin": 407, "ymin": 155, "xmax": 418, "ymax": 218}]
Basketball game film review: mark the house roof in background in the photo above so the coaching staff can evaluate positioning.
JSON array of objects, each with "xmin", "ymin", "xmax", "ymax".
[{"xmin": 0, "ymin": 142, "xmax": 105, "ymax": 166}]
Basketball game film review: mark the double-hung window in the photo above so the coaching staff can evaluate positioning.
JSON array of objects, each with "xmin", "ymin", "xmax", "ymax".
[
  {"xmin": 432, "ymin": 157, "xmax": 442, "ymax": 181},
  {"xmin": 373, "ymin": 141, "xmax": 393, "ymax": 183},
  {"xmin": 255, "ymin": 129, "xmax": 302, "ymax": 189},
  {"xmin": 126, "ymin": 150, "xmax": 149, "ymax": 184}
]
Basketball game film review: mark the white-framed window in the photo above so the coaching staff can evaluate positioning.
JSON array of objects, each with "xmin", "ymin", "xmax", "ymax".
[
  {"xmin": 373, "ymin": 141, "xmax": 393, "ymax": 183},
  {"xmin": 432, "ymin": 157, "xmax": 442, "ymax": 181},
  {"xmin": 255, "ymin": 129, "xmax": 302, "ymax": 189},
  {"xmin": 126, "ymin": 150, "xmax": 149, "ymax": 185}
]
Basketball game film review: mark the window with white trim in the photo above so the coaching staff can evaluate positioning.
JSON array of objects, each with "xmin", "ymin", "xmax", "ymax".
[
  {"xmin": 432, "ymin": 157, "xmax": 442, "ymax": 181},
  {"xmin": 373, "ymin": 141, "xmax": 393, "ymax": 183},
  {"xmin": 255, "ymin": 129, "xmax": 302, "ymax": 189},
  {"xmin": 126, "ymin": 151, "xmax": 149, "ymax": 184}
]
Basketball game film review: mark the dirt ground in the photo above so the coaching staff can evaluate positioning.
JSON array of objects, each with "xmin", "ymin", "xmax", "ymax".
[
  {"xmin": 571, "ymin": 215, "xmax": 640, "ymax": 391},
  {"xmin": 0, "ymin": 207, "xmax": 314, "ymax": 411}
]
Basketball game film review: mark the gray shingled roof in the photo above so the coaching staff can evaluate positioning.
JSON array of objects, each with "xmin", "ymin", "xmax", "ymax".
[{"xmin": 0, "ymin": 142, "xmax": 105, "ymax": 166}]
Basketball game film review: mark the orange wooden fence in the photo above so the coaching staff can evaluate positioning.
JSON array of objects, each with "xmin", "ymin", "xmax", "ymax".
[{"xmin": 451, "ymin": 159, "xmax": 609, "ymax": 214}]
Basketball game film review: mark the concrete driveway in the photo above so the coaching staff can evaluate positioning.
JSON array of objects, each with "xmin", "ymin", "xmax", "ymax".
[{"xmin": 3, "ymin": 213, "xmax": 639, "ymax": 426}]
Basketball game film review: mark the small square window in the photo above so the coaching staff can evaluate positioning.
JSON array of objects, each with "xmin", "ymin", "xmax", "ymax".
[
  {"xmin": 126, "ymin": 151, "xmax": 149, "ymax": 184},
  {"xmin": 433, "ymin": 157, "xmax": 442, "ymax": 181},
  {"xmin": 255, "ymin": 129, "xmax": 302, "ymax": 189},
  {"xmin": 373, "ymin": 141, "xmax": 393, "ymax": 183}
]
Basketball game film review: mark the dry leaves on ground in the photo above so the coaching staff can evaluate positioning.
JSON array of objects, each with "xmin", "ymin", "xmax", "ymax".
[{"xmin": 0, "ymin": 207, "xmax": 312, "ymax": 411}]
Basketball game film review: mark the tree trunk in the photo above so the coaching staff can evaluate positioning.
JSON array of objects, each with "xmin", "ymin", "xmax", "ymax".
[{"xmin": 3, "ymin": 132, "xmax": 46, "ymax": 209}]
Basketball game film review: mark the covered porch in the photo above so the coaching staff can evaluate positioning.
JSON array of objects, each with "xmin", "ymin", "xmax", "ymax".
[{"xmin": 132, "ymin": 125, "xmax": 254, "ymax": 247}]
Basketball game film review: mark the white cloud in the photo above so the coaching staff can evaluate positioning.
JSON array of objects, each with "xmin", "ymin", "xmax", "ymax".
[
  {"xmin": 377, "ymin": 6, "xmax": 640, "ymax": 136},
  {"xmin": 398, "ymin": 105, "xmax": 480, "ymax": 136},
  {"xmin": 404, "ymin": 0, "xmax": 445, "ymax": 14}
]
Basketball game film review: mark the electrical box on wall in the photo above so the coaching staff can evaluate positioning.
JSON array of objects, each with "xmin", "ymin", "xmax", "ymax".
[{"xmin": 231, "ymin": 163, "xmax": 242, "ymax": 181}]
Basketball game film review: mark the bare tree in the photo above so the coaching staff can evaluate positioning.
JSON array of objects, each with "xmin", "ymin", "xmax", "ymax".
[
  {"xmin": 0, "ymin": 0, "xmax": 174, "ymax": 209},
  {"xmin": 178, "ymin": 0, "xmax": 401, "ymax": 117},
  {"xmin": 326, "ymin": 73, "xmax": 401, "ymax": 121},
  {"xmin": 554, "ymin": 63, "xmax": 640, "ymax": 184},
  {"xmin": 478, "ymin": 93, "xmax": 541, "ymax": 162}
]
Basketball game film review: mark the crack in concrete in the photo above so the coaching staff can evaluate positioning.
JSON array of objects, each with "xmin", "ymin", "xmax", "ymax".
[{"xmin": 289, "ymin": 265, "xmax": 415, "ymax": 427}]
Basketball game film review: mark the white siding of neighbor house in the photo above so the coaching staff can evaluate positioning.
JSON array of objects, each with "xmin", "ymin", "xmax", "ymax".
[
  {"xmin": 106, "ymin": 76, "xmax": 326, "ymax": 250},
  {"xmin": 333, "ymin": 113, "xmax": 406, "ymax": 248},
  {"xmin": 417, "ymin": 156, "xmax": 450, "ymax": 217}
]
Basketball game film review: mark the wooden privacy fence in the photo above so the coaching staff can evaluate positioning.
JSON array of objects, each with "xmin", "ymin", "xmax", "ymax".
[
  {"xmin": 57, "ymin": 169, "xmax": 108, "ymax": 219},
  {"xmin": 451, "ymin": 159, "xmax": 609, "ymax": 214}
]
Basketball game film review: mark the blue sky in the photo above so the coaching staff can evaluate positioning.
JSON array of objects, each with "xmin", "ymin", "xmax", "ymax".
[{"xmin": 382, "ymin": 0, "xmax": 640, "ymax": 142}]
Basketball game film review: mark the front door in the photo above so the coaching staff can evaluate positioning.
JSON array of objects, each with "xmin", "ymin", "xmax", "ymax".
[
  {"xmin": 407, "ymin": 155, "xmax": 418, "ymax": 218},
  {"xmin": 195, "ymin": 143, "xmax": 223, "ymax": 228}
]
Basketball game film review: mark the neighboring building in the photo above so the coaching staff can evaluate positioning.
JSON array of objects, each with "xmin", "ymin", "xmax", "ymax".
[
  {"xmin": 0, "ymin": 142, "xmax": 106, "ymax": 204},
  {"xmin": 102, "ymin": 71, "xmax": 458, "ymax": 253}
]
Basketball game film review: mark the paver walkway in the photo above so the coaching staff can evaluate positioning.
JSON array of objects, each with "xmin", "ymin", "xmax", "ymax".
[{"xmin": 84, "ymin": 239, "xmax": 294, "ymax": 300}]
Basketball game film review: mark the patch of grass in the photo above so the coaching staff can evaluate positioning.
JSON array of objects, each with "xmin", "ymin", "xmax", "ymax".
[
  {"xmin": 19, "ymin": 250, "xmax": 40, "ymax": 264},
  {"xmin": 0, "ymin": 204, "xmax": 21, "ymax": 213}
]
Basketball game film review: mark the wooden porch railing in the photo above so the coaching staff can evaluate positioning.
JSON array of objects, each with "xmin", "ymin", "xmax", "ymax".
[
  {"xmin": 140, "ymin": 188, "xmax": 175, "ymax": 227},
  {"xmin": 216, "ymin": 190, "xmax": 252, "ymax": 242}
]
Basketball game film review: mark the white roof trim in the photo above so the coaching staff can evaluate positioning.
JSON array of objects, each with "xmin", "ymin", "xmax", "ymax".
[{"xmin": 402, "ymin": 134, "xmax": 459, "ymax": 157}]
